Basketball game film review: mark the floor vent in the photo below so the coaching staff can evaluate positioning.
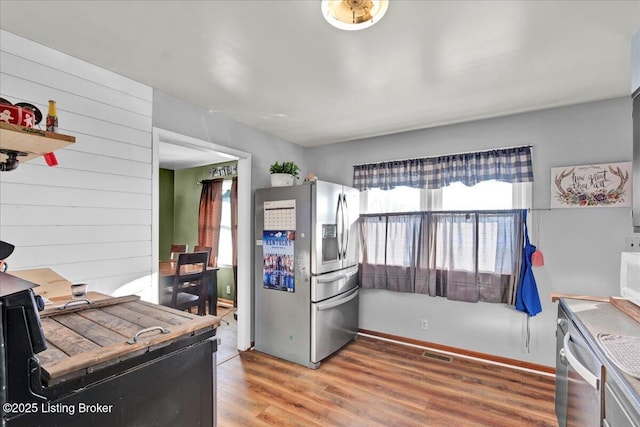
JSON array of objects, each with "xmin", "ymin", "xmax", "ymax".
[{"xmin": 422, "ymin": 351, "xmax": 453, "ymax": 363}]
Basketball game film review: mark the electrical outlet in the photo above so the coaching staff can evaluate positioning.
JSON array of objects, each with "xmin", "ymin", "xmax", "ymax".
[
  {"xmin": 626, "ymin": 237, "xmax": 640, "ymax": 252},
  {"xmin": 226, "ymin": 285, "xmax": 231, "ymax": 294},
  {"xmin": 420, "ymin": 319, "xmax": 428, "ymax": 330}
]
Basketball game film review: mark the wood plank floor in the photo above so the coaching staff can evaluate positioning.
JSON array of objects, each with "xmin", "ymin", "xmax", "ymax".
[
  {"xmin": 215, "ymin": 305, "xmax": 238, "ymax": 364},
  {"xmin": 217, "ymin": 336, "xmax": 557, "ymax": 427}
]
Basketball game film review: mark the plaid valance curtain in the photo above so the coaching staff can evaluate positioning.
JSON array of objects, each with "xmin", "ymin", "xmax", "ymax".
[{"xmin": 353, "ymin": 146, "xmax": 533, "ymax": 190}]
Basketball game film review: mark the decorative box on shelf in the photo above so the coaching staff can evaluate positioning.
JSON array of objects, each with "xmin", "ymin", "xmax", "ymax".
[{"xmin": 0, "ymin": 122, "xmax": 75, "ymax": 169}]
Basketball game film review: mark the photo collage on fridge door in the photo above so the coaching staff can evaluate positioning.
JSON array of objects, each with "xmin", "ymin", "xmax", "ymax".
[{"xmin": 263, "ymin": 200, "xmax": 296, "ymax": 292}]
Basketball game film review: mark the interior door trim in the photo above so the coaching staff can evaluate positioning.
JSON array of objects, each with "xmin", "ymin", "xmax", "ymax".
[{"xmin": 152, "ymin": 127, "xmax": 253, "ymax": 351}]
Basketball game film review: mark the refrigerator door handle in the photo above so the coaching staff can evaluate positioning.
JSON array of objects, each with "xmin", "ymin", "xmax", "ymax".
[
  {"xmin": 315, "ymin": 268, "xmax": 356, "ymax": 284},
  {"xmin": 315, "ymin": 287, "xmax": 359, "ymax": 311},
  {"xmin": 341, "ymin": 193, "xmax": 349, "ymax": 259},
  {"xmin": 336, "ymin": 194, "xmax": 343, "ymax": 260}
]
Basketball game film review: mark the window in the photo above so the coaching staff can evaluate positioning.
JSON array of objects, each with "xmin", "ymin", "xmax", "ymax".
[
  {"xmin": 361, "ymin": 180, "xmax": 531, "ymax": 214},
  {"xmin": 361, "ymin": 186, "xmax": 422, "ymax": 213},
  {"xmin": 355, "ymin": 146, "xmax": 534, "ymax": 305},
  {"xmin": 217, "ymin": 179, "xmax": 233, "ymax": 266},
  {"xmin": 443, "ymin": 180, "xmax": 512, "ymax": 210}
]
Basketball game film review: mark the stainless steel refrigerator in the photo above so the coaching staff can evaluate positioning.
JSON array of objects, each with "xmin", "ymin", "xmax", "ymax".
[{"xmin": 255, "ymin": 180, "xmax": 359, "ymax": 368}]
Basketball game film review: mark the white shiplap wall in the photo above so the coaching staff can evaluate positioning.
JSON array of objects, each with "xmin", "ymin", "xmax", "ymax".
[{"xmin": 0, "ymin": 30, "xmax": 154, "ymax": 298}]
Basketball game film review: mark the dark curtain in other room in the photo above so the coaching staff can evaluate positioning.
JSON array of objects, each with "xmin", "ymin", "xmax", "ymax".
[{"xmin": 198, "ymin": 179, "xmax": 224, "ymax": 267}]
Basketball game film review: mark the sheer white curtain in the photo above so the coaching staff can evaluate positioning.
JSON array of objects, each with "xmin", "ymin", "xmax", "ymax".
[
  {"xmin": 359, "ymin": 215, "xmax": 422, "ymax": 292},
  {"xmin": 429, "ymin": 213, "xmax": 478, "ymax": 301},
  {"xmin": 432, "ymin": 211, "xmax": 523, "ymax": 303},
  {"xmin": 359, "ymin": 216, "xmax": 387, "ymax": 290},
  {"xmin": 385, "ymin": 215, "xmax": 422, "ymax": 292},
  {"xmin": 359, "ymin": 211, "xmax": 524, "ymax": 305}
]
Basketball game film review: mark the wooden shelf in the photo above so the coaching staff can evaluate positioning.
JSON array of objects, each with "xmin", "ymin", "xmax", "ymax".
[{"xmin": 0, "ymin": 122, "xmax": 75, "ymax": 165}]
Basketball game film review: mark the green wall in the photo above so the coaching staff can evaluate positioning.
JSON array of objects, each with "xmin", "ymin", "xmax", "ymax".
[
  {"xmin": 216, "ymin": 267, "xmax": 235, "ymax": 301},
  {"xmin": 160, "ymin": 162, "xmax": 237, "ymax": 300},
  {"xmin": 173, "ymin": 165, "xmax": 204, "ymax": 254}
]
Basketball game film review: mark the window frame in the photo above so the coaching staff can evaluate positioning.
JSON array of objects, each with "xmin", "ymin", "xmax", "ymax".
[{"xmin": 217, "ymin": 179, "xmax": 233, "ymax": 266}]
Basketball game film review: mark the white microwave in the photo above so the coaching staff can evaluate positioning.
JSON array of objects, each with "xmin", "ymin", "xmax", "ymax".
[{"xmin": 620, "ymin": 251, "xmax": 640, "ymax": 307}]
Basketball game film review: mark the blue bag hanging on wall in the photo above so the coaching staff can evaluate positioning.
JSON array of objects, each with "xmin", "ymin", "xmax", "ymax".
[{"xmin": 515, "ymin": 210, "xmax": 542, "ymax": 316}]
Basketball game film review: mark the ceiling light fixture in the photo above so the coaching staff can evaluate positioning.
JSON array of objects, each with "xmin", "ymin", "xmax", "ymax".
[{"xmin": 321, "ymin": 0, "xmax": 389, "ymax": 31}]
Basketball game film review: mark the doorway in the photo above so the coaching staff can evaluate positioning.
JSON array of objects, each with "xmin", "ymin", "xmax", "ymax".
[{"xmin": 152, "ymin": 127, "xmax": 252, "ymax": 351}]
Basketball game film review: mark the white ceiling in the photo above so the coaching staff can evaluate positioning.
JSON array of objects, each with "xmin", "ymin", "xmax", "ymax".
[
  {"xmin": 1, "ymin": 0, "xmax": 639, "ymax": 152},
  {"xmin": 158, "ymin": 138, "xmax": 236, "ymax": 170}
]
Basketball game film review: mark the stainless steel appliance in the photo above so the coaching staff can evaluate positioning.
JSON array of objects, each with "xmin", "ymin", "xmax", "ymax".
[
  {"xmin": 1, "ymin": 271, "xmax": 217, "ymax": 427},
  {"xmin": 555, "ymin": 304, "xmax": 604, "ymax": 427},
  {"xmin": 255, "ymin": 180, "xmax": 359, "ymax": 368}
]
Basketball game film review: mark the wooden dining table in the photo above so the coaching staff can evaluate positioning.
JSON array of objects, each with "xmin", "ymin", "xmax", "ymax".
[{"xmin": 158, "ymin": 260, "xmax": 219, "ymax": 316}]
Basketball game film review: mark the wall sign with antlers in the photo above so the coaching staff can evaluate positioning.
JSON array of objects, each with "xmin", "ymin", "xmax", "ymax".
[{"xmin": 551, "ymin": 162, "xmax": 632, "ymax": 208}]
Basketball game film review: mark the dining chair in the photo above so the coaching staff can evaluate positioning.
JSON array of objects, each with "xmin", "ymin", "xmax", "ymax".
[
  {"xmin": 169, "ymin": 244, "xmax": 188, "ymax": 260},
  {"xmin": 163, "ymin": 251, "xmax": 208, "ymax": 315},
  {"xmin": 193, "ymin": 245, "xmax": 216, "ymax": 315},
  {"xmin": 193, "ymin": 245, "xmax": 213, "ymax": 266}
]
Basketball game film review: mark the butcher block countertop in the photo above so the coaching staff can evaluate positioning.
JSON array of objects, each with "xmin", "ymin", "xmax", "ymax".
[{"xmin": 37, "ymin": 294, "xmax": 220, "ymax": 386}]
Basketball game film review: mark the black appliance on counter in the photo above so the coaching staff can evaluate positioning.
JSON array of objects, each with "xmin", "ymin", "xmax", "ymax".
[{"xmin": 1, "ymin": 271, "xmax": 218, "ymax": 427}]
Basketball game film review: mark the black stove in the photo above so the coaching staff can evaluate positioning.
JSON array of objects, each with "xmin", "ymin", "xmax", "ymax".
[{"xmin": 0, "ymin": 271, "xmax": 217, "ymax": 427}]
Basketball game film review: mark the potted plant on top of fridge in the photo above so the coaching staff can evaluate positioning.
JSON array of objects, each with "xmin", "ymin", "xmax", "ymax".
[{"xmin": 269, "ymin": 161, "xmax": 300, "ymax": 187}]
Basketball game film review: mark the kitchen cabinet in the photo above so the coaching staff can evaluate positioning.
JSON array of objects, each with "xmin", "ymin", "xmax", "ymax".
[
  {"xmin": 556, "ymin": 298, "xmax": 640, "ymax": 427},
  {"xmin": 0, "ymin": 122, "xmax": 75, "ymax": 169},
  {"xmin": 632, "ymin": 28, "xmax": 639, "ymax": 231},
  {"xmin": 632, "ymin": 28, "xmax": 639, "ymax": 95},
  {"xmin": 633, "ymin": 92, "xmax": 639, "ymax": 232},
  {"xmin": 605, "ymin": 379, "xmax": 639, "ymax": 426}
]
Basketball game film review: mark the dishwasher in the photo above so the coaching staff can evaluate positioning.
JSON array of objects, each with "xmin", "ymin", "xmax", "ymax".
[{"xmin": 555, "ymin": 304, "xmax": 604, "ymax": 427}]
